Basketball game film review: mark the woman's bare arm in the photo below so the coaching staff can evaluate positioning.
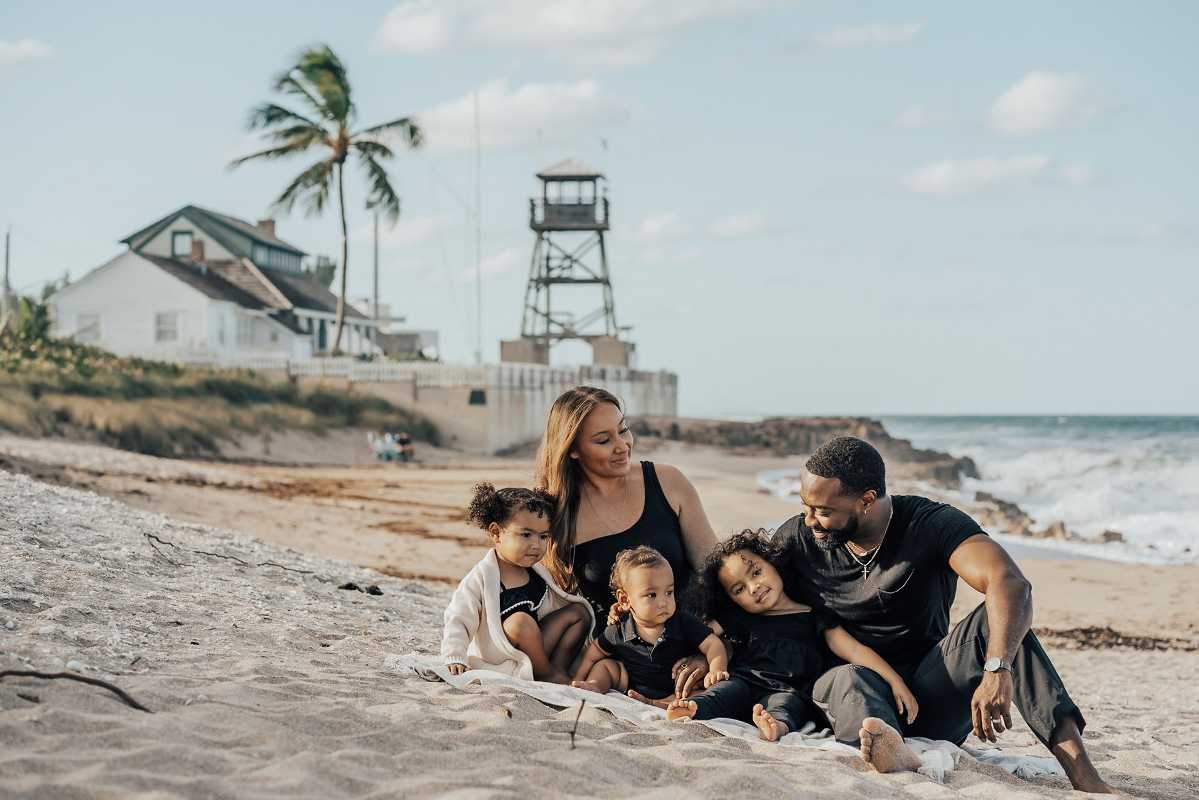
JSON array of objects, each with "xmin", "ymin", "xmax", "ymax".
[{"xmin": 654, "ymin": 464, "xmax": 718, "ymax": 569}]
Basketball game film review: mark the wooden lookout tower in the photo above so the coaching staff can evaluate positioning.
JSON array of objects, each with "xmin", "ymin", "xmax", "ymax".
[{"xmin": 500, "ymin": 159, "xmax": 635, "ymax": 367}]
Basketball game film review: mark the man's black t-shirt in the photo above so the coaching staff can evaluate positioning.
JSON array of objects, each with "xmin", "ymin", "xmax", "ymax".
[{"xmin": 772, "ymin": 495, "xmax": 983, "ymax": 670}]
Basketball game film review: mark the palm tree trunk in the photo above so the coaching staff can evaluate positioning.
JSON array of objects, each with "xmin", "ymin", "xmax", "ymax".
[{"xmin": 332, "ymin": 162, "xmax": 348, "ymax": 355}]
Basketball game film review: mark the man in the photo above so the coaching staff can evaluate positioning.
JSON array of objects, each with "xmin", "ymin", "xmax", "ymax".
[{"xmin": 774, "ymin": 436, "xmax": 1113, "ymax": 794}]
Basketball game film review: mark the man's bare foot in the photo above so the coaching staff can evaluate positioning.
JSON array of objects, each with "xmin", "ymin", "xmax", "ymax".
[
  {"xmin": 666, "ymin": 699, "xmax": 698, "ymax": 721},
  {"xmin": 752, "ymin": 704, "xmax": 790, "ymax": 742},
  {"xmin": 571, "ymin": 679, "xmax": 608, "ymax": 693},
  {"xmin": 859, "ymin": 717, "xmax": 921, "ymax": 773},
  {"xmin": 627, "ymin": 689, "xmax": 673, "ymax": 709}
]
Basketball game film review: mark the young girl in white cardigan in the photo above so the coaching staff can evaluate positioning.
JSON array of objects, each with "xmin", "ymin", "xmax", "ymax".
[{"xmin": 441, "ymin": 483, "xmax": 593, "ymax": 683}]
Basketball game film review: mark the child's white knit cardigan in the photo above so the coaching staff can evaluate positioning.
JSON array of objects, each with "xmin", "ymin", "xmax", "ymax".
[{"xmin": 440, "ymin": 549, "xmax": 595, "ymax": 680}]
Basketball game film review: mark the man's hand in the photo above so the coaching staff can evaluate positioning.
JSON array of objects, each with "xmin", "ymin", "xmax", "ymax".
[
  {"xmin": 971, "ymin": 670, "xmax": 1014, "ymax": 742},
  {"xmin": 447, "ymin": 663, "xmax": 467, "ymax": 676},
  {"xmin": 671, "ymin": 655, "xmax": 709, "ymax": 698}
]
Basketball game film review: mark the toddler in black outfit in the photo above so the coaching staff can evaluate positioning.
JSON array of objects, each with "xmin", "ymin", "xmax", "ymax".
[
  {"xmin": 572, "ymin": 546, "xmax": 728, "ymax": 702},
  {"xmin": 668, "ymin": 530, "xmax": 919, "ymax": 741}
]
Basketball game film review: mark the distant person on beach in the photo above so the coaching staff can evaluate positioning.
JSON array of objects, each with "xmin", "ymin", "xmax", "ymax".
[
  {"xmin": 396, "ymin": 431, "xmax": 413, "ymax": 463},
  {"xmin": 537, "ymin": 386, "xmax": 719, "ymax": 701},
  {"xmin": 667, "ymin": 529, "xmax": 918, "ymax": 743},
  {"xmin": 773, "ymin": 436, "xmax": 1114, "ymax": 793},
  {"xmin": 441, "ymin": 483, "xmax": 593, "ymax": 683},
  {"xmin": 571, "ymin": 546, "xmax": 728, "ymax": 702}
]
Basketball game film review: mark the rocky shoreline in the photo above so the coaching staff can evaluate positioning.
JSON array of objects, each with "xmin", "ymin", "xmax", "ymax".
[
  {"xmin": 632, "ymin": 415, "xmax": 980, "ymax": 488},
  {"xmin": 632, "ymin": 415, "xmax": 1132, "ymax": 548}
]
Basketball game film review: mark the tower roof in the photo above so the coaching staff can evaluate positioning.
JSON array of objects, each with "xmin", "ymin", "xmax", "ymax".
[{"xmin": 537, "ymin": 159, "xmax": 605, "ymax": 181}]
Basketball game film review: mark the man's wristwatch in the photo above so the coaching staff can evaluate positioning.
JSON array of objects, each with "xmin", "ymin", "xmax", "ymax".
[{"xmin": 983, "ymin": 657, "xmax": 1012, "ymax": 673}]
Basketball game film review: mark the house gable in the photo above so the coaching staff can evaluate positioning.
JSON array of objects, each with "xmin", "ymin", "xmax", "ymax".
[{"xmin": 121, "ymin": 205, "xmax": 307, "ymax": 271}]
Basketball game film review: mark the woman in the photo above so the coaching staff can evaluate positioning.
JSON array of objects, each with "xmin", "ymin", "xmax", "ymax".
[{"xmin": 536, "ymin": 386, "xmax": 718, "ymax": 702}]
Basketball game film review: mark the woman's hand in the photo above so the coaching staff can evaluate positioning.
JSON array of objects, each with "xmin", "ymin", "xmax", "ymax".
[
  {"xmin": 447, "ymin": 663, "xmax": 467, "ymax": 676},
  {"xmin": 606, "ymin": 602, "xmax": 623, "ymax": 626},
  {"xmin": 890, "ymin": 679, "xmax": 920, "ymax": 724},
  {"xmin": 703, "ymin": 669, "xmax": 729, "ymax": 688},
  {"xmin": 671, "ymin": 655, "xmax": 709, "ymax": 698}
]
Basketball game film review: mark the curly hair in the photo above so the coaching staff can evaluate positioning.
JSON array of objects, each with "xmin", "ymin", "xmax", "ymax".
[
  {"xmin": 687, "ymin": 528, "xmax": 787, "ymax": 623},
  {"xmin": 466, "ymin": 482, "xmax": 556, "ymax": 531},
  {"xmin": 804, "ymin": 436, "xmax": 887, "ymax": 497},
  {"xmin": 608, "ymin": 545, "xmax": 669, "ymax": 596}
]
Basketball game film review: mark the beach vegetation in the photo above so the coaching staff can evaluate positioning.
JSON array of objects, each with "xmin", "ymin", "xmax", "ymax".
[{"xmin": 0, "ymin": 334, "xmax": 439, "ymax": 457}]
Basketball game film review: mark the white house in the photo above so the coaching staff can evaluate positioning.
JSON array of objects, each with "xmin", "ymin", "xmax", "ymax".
[{"xmin": 51, "ymin": 205, "xmax": 380, "ymax": 360}]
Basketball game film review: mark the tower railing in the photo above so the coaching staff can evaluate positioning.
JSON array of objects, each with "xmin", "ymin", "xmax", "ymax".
[{"xmin": 529, "ymin": 197, "xmax": 610, "ymax": 230}]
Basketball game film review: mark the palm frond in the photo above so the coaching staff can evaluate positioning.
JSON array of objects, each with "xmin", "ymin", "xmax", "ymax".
[
  {"xmin": 272, "ymin": 159, "xmax": 335, "ymax": 217},
  {"xmin": 352, "ymin": 139, "xmax": 395, "ymax": 160},
  {"xmin": 273, "ymin": 72, "xmax": 333, "ymax": 122},
  {"xmin": 228, "ymin": 140, "xmax": 316, "ymax": 170},
  {"xmin": 247, "ymin": 102, "xmax": 320, "ymax": 132},
  {"xmin": 264, "ymin": 123, "xmax": 327, "ymax": 147},
  {"xmin": 295, "ymin": 45, "xmax": 354, "ymax": 124},
  {"xmin": 354, "ymin": 116, "xmax": 422, "ymax": 148},
  {"xmin": 358, "ymin": 152, "xmax": 400, "ymax": 223}
]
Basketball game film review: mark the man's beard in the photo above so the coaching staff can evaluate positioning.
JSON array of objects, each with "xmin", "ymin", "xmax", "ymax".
[{"xmin": 808, "ymin": 515, "xmax": 860, "ymax": 551}]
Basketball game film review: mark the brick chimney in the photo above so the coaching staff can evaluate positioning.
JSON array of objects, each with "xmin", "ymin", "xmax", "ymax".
[
  {"xmin": 257, "ymin": 218, "xmax": 276, "ymax": 237},
  {"xmin": 190, "ymin": 238, "xmax": 205, "ymax": 262}
]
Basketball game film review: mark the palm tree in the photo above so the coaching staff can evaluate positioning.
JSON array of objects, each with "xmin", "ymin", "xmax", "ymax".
[{"xmin": 230, "ymin": 44, "xmax": 422, "ymax": 354}]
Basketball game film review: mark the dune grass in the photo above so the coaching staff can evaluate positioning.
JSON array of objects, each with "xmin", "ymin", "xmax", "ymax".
[{"xmin": 0, "ymin": 335, "xmax": 438, "ymax": 457}]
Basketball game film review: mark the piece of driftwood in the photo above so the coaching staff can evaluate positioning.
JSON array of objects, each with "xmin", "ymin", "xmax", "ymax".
[
  {"xmin": 570, "ymin": 699, "xmax": 586, "ymax": 749},
  {"xmin": 0, "ymin": 670, "xmax": 152, "ymax": 713}
]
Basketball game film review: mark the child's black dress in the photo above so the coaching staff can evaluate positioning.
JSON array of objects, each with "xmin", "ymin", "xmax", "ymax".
[
  {"xmin": 689, "ymin": 608, "xmax": 832, "ymax": 734},
  {"xmin": 499, "ymin": 571, "xmax": 547, "ymax": 621}
]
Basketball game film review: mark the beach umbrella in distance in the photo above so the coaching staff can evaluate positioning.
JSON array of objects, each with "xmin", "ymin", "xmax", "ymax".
[{"xmin": 229, "ymin": 44, "xmax": 422, "ymax": 354}]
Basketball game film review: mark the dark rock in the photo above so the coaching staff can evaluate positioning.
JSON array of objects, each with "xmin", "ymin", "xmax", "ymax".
[{"xmin": 1099, "ymin": 529, "xmax": 1125, "ymax": 544}]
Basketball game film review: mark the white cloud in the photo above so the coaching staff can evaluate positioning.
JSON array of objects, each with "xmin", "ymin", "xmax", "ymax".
[
  {"xmin": 988, "ymin": 71, "xmax": 1103, "ymax": 135},
  {"xmin": 891, "ymin": 104, "xmax": 947, "ymax": 130},
  {"xmin": 905, "ymin": 155, "xmax": 1053, "ymax": 197},
  {"xmin": 1058, "ymin": 164, "xmax": 1098, "ymax": 186},
  {"xmin": 633, "ymin": 211, "xmax": 689, "ymax": 243},
  {"xmin": 376, "ymin": 0, "xmax": 790, "ymax": 66},
  {"xmin": 415, "ymin": 79, "xmax": 629, "ymax": 153},
  {"xmin": 811, "ymin": 21, "xmax": 925, "ymax": 48},
  {"xmin": 712, "ymin": 212, "xmax": 766, "ymax": 238},
  {"xmin": 455, "ymin": 246, "xmax": 522, "ymax": 283},
  {"xmin": 0, "ymin": 39, "xmax": 50, "ymax": 68}
]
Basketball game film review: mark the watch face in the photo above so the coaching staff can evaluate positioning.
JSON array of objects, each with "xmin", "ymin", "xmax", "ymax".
[{"xmin": 984, "ymin": 657, "xmax": 1002, "ymax": 672}]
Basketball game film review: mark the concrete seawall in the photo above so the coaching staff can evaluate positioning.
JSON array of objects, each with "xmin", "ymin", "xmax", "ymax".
[{"xmin": 218, "ymin": 358, "xmax": 678, "ymax": 453}]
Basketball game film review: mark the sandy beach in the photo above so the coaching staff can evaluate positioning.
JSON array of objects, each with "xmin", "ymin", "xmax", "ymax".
[{"xmin": 2, "ymin": 434, "xmax": 1198, "ymax": 798}]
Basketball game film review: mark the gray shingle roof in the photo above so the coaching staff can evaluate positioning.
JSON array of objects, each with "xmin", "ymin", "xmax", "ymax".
[
  {"xmin": 120, "ymin": 205, "xmax": 307, "ymax": 257},
  {"xmin": 138, "ymin": 254, "xmax": 268, "ymax": 309}
]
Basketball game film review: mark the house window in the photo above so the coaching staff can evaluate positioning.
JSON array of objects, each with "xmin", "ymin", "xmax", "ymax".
[
  {"xmin": 76, "ymin": 313, "xmax": 101, "ymax": 344},
  {"xmin": 468, "ymin": 389, "xmax": 487, "ymax": 406},
  {"xmin": 171, "ymin": 231, "xmax": 193, "ymax": 257},
  {"xmin": 237, "ymin": 316, "xmax": 254, "ymax": 346},
  {"xmin": 155, "ymin": 312, "xmax": 179, "ymax": 343}
]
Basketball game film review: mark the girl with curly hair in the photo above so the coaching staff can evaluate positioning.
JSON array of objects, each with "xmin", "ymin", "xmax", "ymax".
[
  {"xmin": 668, "ymin": 529, "xmax": 918, "ymax": 742},
  {"xmin": 441, "ymin": 483, "xmax": 593, "ymax": 683}
]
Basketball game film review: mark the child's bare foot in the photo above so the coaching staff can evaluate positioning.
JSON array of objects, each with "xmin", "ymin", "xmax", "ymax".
[
  {"xmin": 665, "ymin": 699, "xmax": 698, "ymax": 721},
  {"xmin": 571, "ymin": 679, "xmax": 607, "ymax": 693},
  {"xmin": 626, "ymin": 689, "xmax": 673, "ymax": 709},
  {"xmin": 752, "ymin": 703, "xmax": 790, "ymax": 742},
  {"xmin": 859, "ymin": 717, "xmax": 921, "ymax": 773}
]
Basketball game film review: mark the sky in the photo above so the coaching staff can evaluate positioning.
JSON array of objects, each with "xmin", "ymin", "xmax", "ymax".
[{"xmin": 2, "ymin": 1, "xmax": 1197, "ymax": 417}]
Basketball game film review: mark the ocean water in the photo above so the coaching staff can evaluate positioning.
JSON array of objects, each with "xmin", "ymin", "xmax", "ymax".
[{"xmin": 878, "ymin": 416, "xmax": 1199, "ymax": 564}]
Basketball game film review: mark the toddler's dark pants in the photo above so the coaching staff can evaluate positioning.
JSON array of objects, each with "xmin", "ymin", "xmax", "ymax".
[{"xmin": 690, "ymin": 676, "xmax": 825, "ymax": 734}]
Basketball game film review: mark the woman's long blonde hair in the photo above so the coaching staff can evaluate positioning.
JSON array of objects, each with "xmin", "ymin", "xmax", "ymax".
[{"xmin": 535, "ymin": 385, "xmax": 624, "ymax": 591}]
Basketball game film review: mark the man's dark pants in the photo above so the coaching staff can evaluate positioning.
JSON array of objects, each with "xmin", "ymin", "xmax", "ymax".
[{"xmin": 813, "ymin": 603, "xmax": 1085, "ymax": 747}]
